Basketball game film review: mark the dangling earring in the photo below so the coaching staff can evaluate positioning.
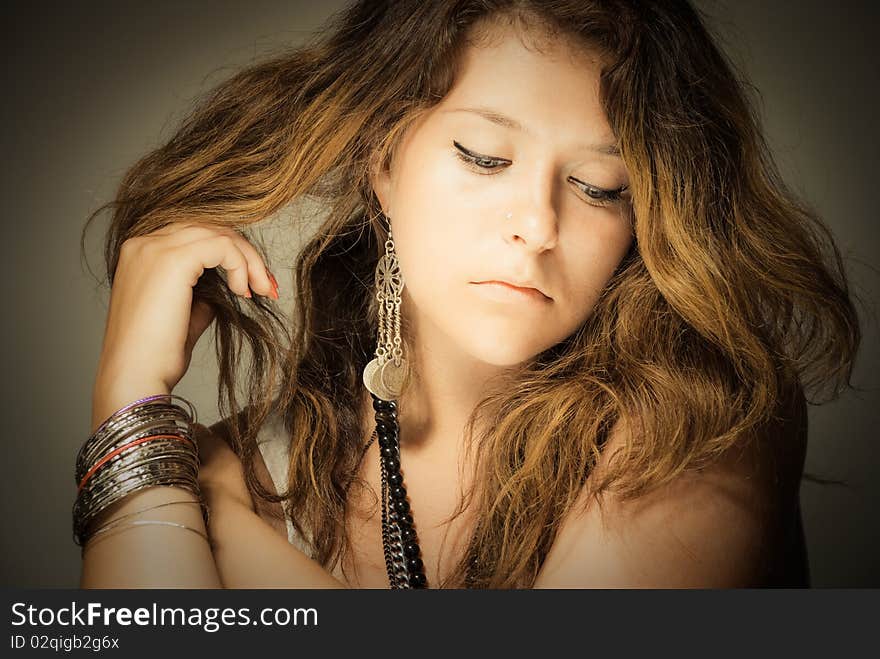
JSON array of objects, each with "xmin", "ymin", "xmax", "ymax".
[
  {"xmin": 363, "ymin": 216, "xmax": 407, "ymax": 401},
  {"xmin": 361, "ymin": 216, "xmax": 428, "ymax": 589}
]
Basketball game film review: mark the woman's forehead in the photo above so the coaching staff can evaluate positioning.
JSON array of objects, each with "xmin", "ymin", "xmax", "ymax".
[{"xmin": 435, "ymin": 26, "xmax": 615, "ymax": 147}]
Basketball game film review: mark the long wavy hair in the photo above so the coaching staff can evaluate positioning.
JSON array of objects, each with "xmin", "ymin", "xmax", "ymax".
[{"xmin": 83, "ymin": 0, "xmax": 861, "ymax": 588}]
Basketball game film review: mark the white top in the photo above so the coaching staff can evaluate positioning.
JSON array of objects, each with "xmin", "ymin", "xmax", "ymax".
[{"xmin": 254, "ymin": 410, "xmax": 313, "ymax": 556}]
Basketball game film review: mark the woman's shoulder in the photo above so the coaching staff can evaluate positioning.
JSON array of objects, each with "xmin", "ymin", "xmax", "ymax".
[
  {"xmin": 535, "ymin": 381, "xmax": 808, "ymax": 587},
  {"xmin": 197, "ymin": 404, "xmax": 291, "ymax": 540}
]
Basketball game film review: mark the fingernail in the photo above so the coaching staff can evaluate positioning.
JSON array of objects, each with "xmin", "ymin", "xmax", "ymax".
[
  {"xmin": 244, "ymin": 287, "xmax": 252, "ymax": 298},
  {"xmin": 267, "ymin": 271, "xmax": 279, "ymax": 299}
]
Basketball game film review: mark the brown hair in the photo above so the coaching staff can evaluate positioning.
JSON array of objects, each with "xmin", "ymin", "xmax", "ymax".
[{"xmin": 83, "ymin": 0, "xmax": 860, "ymax": 588}]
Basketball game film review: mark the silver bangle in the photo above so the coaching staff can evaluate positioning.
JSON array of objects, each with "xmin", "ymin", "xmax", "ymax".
[
  {"xmin": 83, "ymin": 519, "xmax": 211, "ymax": 549},
  {"xmin": 73, "ymin": 395, "xmax": 205, "ymax": 547},
  {"xmin": 88, "ymin": 498, "xmax": 203, "ymax": 537}
]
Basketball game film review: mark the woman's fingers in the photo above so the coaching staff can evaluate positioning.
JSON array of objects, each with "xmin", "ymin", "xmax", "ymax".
[{"xmin": 156, "ymin": 224, "xmax": 277, "ymax": 299}]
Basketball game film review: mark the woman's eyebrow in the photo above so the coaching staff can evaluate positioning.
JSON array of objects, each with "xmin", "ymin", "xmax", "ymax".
[{"xmin": 443, "ymin": 106, "xmax": 622, "ymax": 157}]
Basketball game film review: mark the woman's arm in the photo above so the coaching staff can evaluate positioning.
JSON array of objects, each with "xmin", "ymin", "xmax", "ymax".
[
  {"xmin": 80, "ymin": 386, "xmax": 223, "ymax": 589},
  {"xmin": 79, "ymin": 417, "xmax": 344, "ymax": 589},
  {"xmin": 196, "ymin": 421, "xmax": 346, "ymax": 589},
  {"xmin": 79, "ymin": 484, "xmax": 223, "ymax": 588},
  {"xmin": 204, "ymin": 493, "xmax": 346, "ymax": 588}
]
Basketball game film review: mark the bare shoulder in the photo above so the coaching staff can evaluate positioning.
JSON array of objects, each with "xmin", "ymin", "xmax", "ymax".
[
  {"xmin": 535, "ymin": 385, "xmax": 808, "ymax": 588},
  {"xmin": 194, "ymin": 409, "xmax": 288, "ymax": 540}
]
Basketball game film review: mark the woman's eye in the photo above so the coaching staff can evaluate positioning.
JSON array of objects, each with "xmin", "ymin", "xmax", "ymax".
[
  {"xmin": 452, "ymin": 140, "xmax": 627, "ymax": 209},
  {"xmin": 567, "ymin": 176, "xmax": 629, "ymax": 208},
  {"xmin": 452, "ymin": 141, "xmax": 510, "ymax": 172}
]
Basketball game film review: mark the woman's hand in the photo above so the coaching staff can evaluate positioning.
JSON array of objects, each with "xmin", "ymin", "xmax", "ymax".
[{"xmin": 91, "ymin": 222, "xmax": 278, "ymax": 432}]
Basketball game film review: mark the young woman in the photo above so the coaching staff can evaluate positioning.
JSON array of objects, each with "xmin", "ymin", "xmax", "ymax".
[{"xmin": 76, "ymin": 0, "xmax": 860, "ymax": 589}]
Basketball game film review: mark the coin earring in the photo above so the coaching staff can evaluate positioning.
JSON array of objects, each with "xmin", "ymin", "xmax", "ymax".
[{"xmin": 363, "ymin": 218, "xmax": 407, "ymax": 401}]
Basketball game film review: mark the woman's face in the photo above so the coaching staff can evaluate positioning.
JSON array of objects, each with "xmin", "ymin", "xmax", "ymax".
[{"xmin": 372, "ymin": 23, "xmax": 634, "ymax": 367}]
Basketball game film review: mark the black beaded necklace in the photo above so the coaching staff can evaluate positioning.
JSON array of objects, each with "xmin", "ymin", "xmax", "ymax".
[{"xmin": 371, "ymin": 394, "xmax": 428, "ymax": 588}]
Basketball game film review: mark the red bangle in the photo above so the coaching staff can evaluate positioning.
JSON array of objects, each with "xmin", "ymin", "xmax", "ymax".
[{"xmin": 77, "ymin": 434, "xmax": 195, "ymax": 494}]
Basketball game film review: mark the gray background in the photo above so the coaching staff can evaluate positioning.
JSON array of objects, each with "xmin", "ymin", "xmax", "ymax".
[{"xmin": 3, "ymin": 1, "xmax": 877, "ymax": 587}]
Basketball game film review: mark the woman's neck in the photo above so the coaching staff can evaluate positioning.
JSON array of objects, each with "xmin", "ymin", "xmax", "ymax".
[{"xmin": 388, "ymin": 309, "xmax": 511, "ymax": 459}]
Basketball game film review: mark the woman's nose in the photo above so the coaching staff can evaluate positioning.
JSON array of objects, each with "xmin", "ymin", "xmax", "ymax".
[{"xmin": 504, "ymin": 168, "xmax": 559, "ymax": 253}]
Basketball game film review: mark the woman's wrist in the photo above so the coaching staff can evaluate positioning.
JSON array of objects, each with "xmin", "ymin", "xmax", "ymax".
[{"xmin": 91, "ymin": 378, "xmax": 171, "ymax": 435}]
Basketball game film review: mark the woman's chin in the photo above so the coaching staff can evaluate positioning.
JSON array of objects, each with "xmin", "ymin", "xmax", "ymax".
[{"xmin": 459, "ymin": 337, "xmax": 548, "ymax": 370}]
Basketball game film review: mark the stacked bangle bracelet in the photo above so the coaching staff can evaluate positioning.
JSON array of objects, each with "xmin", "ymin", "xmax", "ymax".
[{"xmin": 72, "ymin": 394, "xmax": 208, "ymax": 548}]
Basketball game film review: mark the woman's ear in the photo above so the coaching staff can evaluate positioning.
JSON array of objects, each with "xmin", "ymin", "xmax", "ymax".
[{"xmin": 369, "ymin": 153, "xmax": 393, "ymax": 217}]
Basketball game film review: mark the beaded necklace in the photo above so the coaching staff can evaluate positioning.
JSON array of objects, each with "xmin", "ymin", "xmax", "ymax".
[{"xmin": 370, "ymin": 394, "xmax": 428, "ymax": 588}]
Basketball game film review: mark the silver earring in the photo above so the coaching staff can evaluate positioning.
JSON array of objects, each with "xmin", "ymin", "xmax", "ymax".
[{"xmin": 363, "ymin": 219, "xmax": 407, "ymax": 400}]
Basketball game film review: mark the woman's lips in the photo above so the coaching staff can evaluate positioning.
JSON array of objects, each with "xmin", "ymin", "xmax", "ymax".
[{"xmin": 470, "ymin": 280, "xmax": 551, "ymax": 304}]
